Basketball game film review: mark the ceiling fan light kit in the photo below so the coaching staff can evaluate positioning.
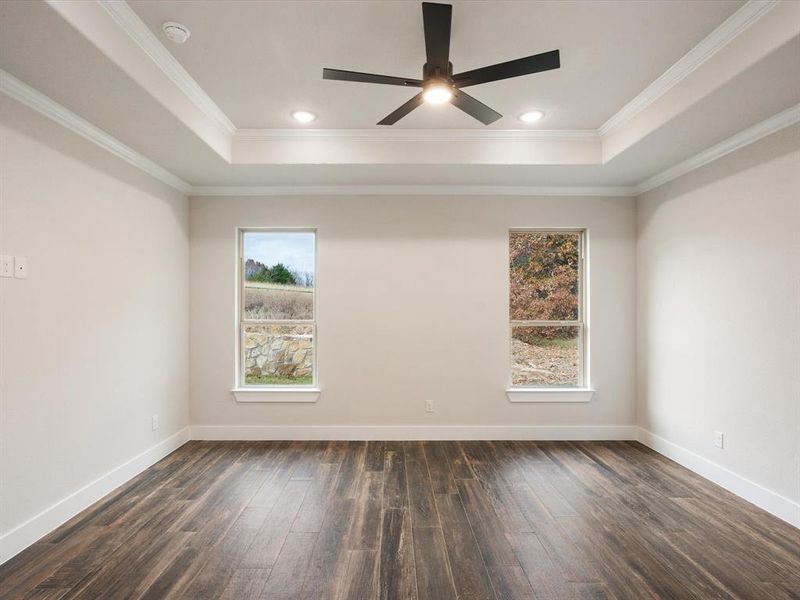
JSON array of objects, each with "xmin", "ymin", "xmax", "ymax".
[
  {"xmin": 422, "ymin": 82, "xmax": 453, "ymax": 104},
  {"xmin": 322, "ymin": 1, "xmax": 560, "ymax": 125}
]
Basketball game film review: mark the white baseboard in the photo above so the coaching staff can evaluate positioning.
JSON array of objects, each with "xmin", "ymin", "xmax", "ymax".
[
  {"xmin": 637, "ymin": 427, "xmax": 800, "ymax": 529},
  {"xmin": 190, "ymin": 424, "xmax": 638, "ymax": 441},
  {"xmin": 0, "ymin": 427, "xmax": 191, "ymax": 565}
]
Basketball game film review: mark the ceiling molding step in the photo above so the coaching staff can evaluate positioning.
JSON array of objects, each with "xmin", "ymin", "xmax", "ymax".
[
  {"xmin": 97, "ymin": 0, "xmax": 236, "ymax": 137},
  {"xmin": 635, "ymin": 103, "xmax": 800, "ymax": 194},
  {"xmin": 0, "ymin": 70, "xmax": 191, "ymax": 194},
  {"xmin": 189, "ymin": 185, "xmax": 638, "ymax": 197},
  {"xmin": 235, "ymin": 129, "xmax": 599, "ymax": 143},
  {"xmin": 232, "ymin": 134, "xmax": 602, "ymax": 165},
  {"xmin": 598, "ymin": 0, "xmax": 780, "ymax": 136}
]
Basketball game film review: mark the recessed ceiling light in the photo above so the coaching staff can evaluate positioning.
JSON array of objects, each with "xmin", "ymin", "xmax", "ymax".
[
  {"xmin": 162, "ymin": 22, "xmax": 190, "ymax": 44},
  {"xmin": 519, "ymin": 110, "xmax": 545, "ymax": 123},
  {"xmin": 291, "ymin": 110, "xmax": 317, "ymax": 123},
  {"xmin": 422, "ymin": 83, "xmax": 453, "ymax": 105}
]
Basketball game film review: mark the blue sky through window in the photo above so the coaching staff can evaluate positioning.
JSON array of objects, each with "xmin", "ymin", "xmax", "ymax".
[{"xmin": 244, "ymin": 232, "xmax": 314, "ymax": 274}]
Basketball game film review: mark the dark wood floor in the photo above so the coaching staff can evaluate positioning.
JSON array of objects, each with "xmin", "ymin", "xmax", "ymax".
[{"xmin": 2, "ymin": 441, "xmax": 799, "ymax": 600}]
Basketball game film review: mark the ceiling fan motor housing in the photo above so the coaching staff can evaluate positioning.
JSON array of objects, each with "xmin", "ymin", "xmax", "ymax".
[{"xmin": 423, "ymin": 61, "xmax": 454, "ymax": 83}]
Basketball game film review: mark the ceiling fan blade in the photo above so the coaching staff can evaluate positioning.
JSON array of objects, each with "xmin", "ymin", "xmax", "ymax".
[
  {"xmin": 452, "ymin": 49, "xmax": 560, "ymax": 87},
  {"xmin": 377, "ymin": 92, "xmax": 425, "ymax": 125},
  {"xmin": 422, "ymin": 2, "xmax": 452, "ymax": 72},
  {"xmin": 323, "ymin": 68, "xmax": 423, "ymax": 87},
  {"xmin": 450, "ymin": 89, "xmax": 502, "ymax": 125}
]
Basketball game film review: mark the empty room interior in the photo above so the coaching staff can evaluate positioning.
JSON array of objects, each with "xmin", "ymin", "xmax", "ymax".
[{"xmin": 1, "ymin": 0, "xmax": 799, "ymax": 598}]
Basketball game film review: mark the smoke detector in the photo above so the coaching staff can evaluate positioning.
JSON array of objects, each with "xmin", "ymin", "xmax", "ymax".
[{"xmin": 162, "ymin": 22, "xmax": 190, "ymax": 44}]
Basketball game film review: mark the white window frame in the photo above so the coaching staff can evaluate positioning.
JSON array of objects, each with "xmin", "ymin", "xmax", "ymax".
[
  {"xmin": 233, "ymin": 228, "xmax": 319, "ymax": 401},
  {"xmin": 507, "ymin": 228, "xmax": 593, "ymax": 401}
]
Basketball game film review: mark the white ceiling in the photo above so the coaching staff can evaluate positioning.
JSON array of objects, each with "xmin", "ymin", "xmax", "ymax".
[
  {"xmin": 0, "ymin": 0, "xmax": 798, "ymax": 190},
  {"xmin": 127, "ymin": 0, "xmax": 743, "ymax": 129}
]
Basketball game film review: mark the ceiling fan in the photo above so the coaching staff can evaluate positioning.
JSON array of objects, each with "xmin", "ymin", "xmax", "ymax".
[{"xmin": 322, "ymin": 2, "xmax": 560, "ymax": 126}]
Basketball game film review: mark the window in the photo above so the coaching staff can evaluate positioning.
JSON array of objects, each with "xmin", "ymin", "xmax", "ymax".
[
  {"xmin": 509, "ymin": 230, "xmax": 586, "ymax": 388},
  {"xmin": 239, "ymin": 230, "xmax": 315, "ymax": 387}
]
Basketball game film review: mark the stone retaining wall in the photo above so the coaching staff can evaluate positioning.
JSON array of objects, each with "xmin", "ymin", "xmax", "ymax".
[{"xmin": 244, "ymin": 332, "xmax": 313, "ymax": 378}]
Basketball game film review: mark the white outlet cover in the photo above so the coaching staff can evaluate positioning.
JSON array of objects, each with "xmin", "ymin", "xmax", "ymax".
[
  {"xmin": 0, "ymin": 255, "xmax": 12, "ymax": 277},
  {"xmin": 14, "ymin": 256, "xmax": 27, "ymax": 279},
  {"xmin": 713, "ymin": 430, "xmax": 724, "ymax": 448}
]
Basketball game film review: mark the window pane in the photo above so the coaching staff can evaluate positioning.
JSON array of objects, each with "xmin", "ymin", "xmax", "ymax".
[
  {"xmin": 511, "ymin": 325, "xmax": 579, "ymax": 387},
  {"xmin": 509, "ymin": 231, "xmax": 580, "ymax": 321},
  {"xmin": 243, "ymin": 324, "xmax": 313, "ymax": 385},
  {"xmin": 243, "ymin": 232, "xmax": 314, "ymax": 320}
]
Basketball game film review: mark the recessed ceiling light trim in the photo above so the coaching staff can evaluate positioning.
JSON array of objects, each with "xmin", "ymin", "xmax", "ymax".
[
  {"xmin": 519, "ymin": 110, "xmax": 545, "ymax": 123},
  {"xmin": 291, "ymin": 110, "xmax": 317, "ymax": 123}
]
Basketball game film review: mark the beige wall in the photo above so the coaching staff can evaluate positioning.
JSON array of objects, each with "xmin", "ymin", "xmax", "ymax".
[
  {"xmin": 0, "ymin": 98, "xmax": 190, "ymax": 536},
  {"xmin": 637, "ymin": 125, "xmax": 800, "ymax": 504},
  {"xmin": 190, "ymin": 194, "xmax": 637, "ymax": 430}
]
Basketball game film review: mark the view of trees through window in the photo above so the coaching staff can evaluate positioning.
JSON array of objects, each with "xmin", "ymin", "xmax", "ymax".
[
  {"xmin": 241, "ymin": 231, "xmax": 315, "ymax": 386},
  {"xmin": 510, "ymin": 231, "xmax": 583, "ymax": 387}
]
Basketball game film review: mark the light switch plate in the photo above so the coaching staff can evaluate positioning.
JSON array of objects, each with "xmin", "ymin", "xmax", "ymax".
[
  {"xmin": 14, "ymin": 256, "xmax": 28, "ymax": 279},
  {"xmin": 0, "ymin": 255, "xmax": 12, "ymax": 278}
]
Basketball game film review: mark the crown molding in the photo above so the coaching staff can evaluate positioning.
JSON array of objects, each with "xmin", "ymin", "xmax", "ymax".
[
  {"xmin": 0, "ymin": 70, "xmax": 191, "ymax": 194},
  {"xmin": 235, "ymin": 128, "xmax": 599, "ymax": 143},
  {"xmin": 189, "ymin": 185, "xmax": 637, "ymax": 197},
  {"xmin": 598, "ymin": 0, "xmax": 780, "ymax": 136},
  {"xmin": 97, "ymin": 0, "xmax": 236, "ymax": 138},
  {"xmin": 635, "ymin": 103, "xmax": 800, "ymax": 194}
]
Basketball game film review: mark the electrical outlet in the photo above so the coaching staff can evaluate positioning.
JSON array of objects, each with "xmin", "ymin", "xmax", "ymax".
[
  {"xmin": 152, "ymin": 415, "xmax": 159, "ymax": 431},
  {"xmin": 713, "ymin": 430, "xmax": 724, "ymax": 449},
  {"xmin": 0, "ymin": 256, "xmax": 12, "ymax": 278},
  {"xmin": 14, "ymin": 257, "xmax": 27, "ymax": 279},
  {"xmin": 425, "ymin": 399, "xmax": 434, "ymax": 413}
]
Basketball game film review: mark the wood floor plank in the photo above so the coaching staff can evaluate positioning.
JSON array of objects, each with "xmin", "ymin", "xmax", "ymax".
[
  {"xmin": 2, "ymin": 441, "xmax": 799, "ymax": 600},
  {"xmin": 446, "ymin": 442, "xmax": 476, "ymax": 479},
  {"xmin": 510, "ymin": 532, "xmax": 581, "ymax": 600},
  {"xmin": 299, "ymin": 498, "xmax": 355, "ymax": 600},
  {"xmin": 378, "ymin": 508, "xmax": 417, "ymax": 600},
  {"xmin": 291, "ymin": 462, "xmax": 340, "ymax": 533},
  {"xmin": 240, "ymin": 479, "xmax": 312, "ymax": 569},
  {"xmin": 508, "ymin": 485, "xmax": 598, "ymax": 583},
  {"xmin": 486, "ymin": 565, "xmax": 536, "ymax": 600},
  {"xmin": 219, "ymin": 568, "xmax": 272, "ymax": 600},
  {"xmin": 292, "ymin": 441, "xmax": 328, "ymax": 481},
  {"xmin": 422, "ymin": 442, "xmax": 458, "ymax": 494},
  {"xmin": 433, "ymin": 493, "xmax": 495, "ymax": 600},
  {"xmin": 260, "ymin": 532, "xmax": 317, "ymax": 600},
  {"xmin": 333, "ymin": 442, "xmax": 367, "ymax": 500},
  {"xmin": 248, "ymin": 446, "xmax": 305, "ymax": 509},
  {"xmin": 348, "ymin": 471, "xmax": 383, "ymax": 550},
  {"xmin": 383, "ymin": 449, "xmax": 408, "ymax": 510},
  {"xmin": 455, "ymin": 479, "xmax": 518, "ymax": 566},
  {"xmin": 336, "ymin": 550, "xmax": 378, "ymax": 600},
  {"xmin": 178, "ymin": 506, "xmax": 272, "ymax": 599},
  {"xmin": 364, "ymin": 441, "xmax": 385, "ymax": 472},
  {"xmin": 403, "ymin": 442, "xmax": 439, "ymax": 529},
  {"xmin": 137, "ymin": 545, "xmax": 201, "ymax": 600},
  {"xmin": 412, "ymin": 527, "xmax": 457, "ymax": 600}
]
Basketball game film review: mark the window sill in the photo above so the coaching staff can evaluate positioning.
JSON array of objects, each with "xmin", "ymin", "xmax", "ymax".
[
  {"xmin": 506, "ymin": 388, "xmax": 595, "ymax": 403},
  {"xmin": 232, "ymin": 388, "xmax": 320, "ymax": 403}
]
